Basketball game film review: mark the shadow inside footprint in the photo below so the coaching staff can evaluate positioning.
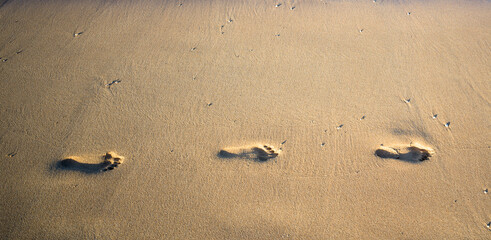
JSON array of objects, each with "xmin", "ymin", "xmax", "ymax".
[
  {"xmin": 56, "ymin": 152, "xmax": 123, "ymax": 173},
  {"xmin": 374, "ymin": 148, "xmax": 399, "ymax": 159},
  {"xmin": 217, "ymin": 150, "xmax": 237, "ymax": 159},
  {"xmin": 251, "ymin": 147, "xmax": 278, "ymax": 162},
  {"xmin": 218, "ymin": 145, "xmax": 279, "ymax": 162},
  {"xmin": 375, "ymin": 145, "xmax": 432, "ymax": 163},
  {"xmin": 400, "ymin": 147, "xmax": 431, "ymax": 162},
  {"xmin": 57, "ymin": 158, "xmax": 110, "ymax": 174}
]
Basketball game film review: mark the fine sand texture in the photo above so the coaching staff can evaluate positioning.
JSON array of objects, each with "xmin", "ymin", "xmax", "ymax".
[{"xmin": 1, "ymin": 0, "xmax": 490, "ymax": 239}]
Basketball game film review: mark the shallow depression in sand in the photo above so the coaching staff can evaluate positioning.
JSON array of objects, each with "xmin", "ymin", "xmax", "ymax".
[
  {"xmin": 375, "ymin": 143, "xmax": 434, "ymax": 163},
  {"xmin": 57, "ymin": 152, "xmax": 124, "ymax": 173},
  {"xmin": 218, "ymin": 144, "xmax": 281, "ymax": 162}
]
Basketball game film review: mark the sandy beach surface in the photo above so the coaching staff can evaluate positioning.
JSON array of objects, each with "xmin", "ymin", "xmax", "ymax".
[{"xmin": 0, "ymin": 0, "xmax": 490, "ymax": 239}]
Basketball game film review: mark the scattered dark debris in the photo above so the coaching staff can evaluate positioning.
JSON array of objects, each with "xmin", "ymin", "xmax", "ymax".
[{"xmin": 105, "ymin": 79, "xmax": 121, "ymax": 87}]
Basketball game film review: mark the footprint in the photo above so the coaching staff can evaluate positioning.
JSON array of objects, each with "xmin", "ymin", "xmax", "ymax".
[
  {"xmin": 218, "ymin": 144, "xmax": 280, "ymax": 162},
  {"xmin": 375, "ymin": 143, "xmax": 434, "ymax": 162},
  {"xmin": 58, "ymin": 152, "xmax": 124, "ymax": 173}
]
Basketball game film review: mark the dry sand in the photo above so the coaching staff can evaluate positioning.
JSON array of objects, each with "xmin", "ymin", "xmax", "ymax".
[{"xmin": 0, "ymin": 0, "xmax": 490, "ymax": 239}]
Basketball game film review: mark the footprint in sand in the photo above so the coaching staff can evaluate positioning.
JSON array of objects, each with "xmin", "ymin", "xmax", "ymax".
[
  {"xmin": 375, "ymin": 143, "xmax": 434, "ymax": 162},
  {"xmin": 218, "ymin": 144, "xmax": 280, "ymax": 162},
  {"xmin": 58, "ymin": 152, "xmax": 124, "ymax": 173}
]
